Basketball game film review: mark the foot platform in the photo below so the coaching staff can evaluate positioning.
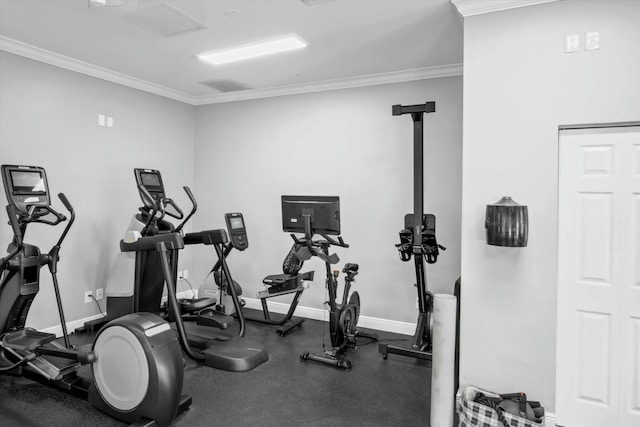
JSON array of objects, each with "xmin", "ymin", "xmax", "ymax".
[{"xmin": 202, "ymin": 342, "xmax": 269, "ymax": 372}]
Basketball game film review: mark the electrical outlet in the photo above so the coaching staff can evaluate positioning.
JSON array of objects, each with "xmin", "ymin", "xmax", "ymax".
[
  {"xmin": 177, "ymin": 270, "xmax": 183, "ymax": 279},
  {"xmin": 85, "ymin": 291, "xmax": 93, "ymax": 304},
  {"xmin": 96, "ymin": 288, "xmax": 104, "ymax": 300},
  {"xmin": 183, "ymin": 270, "xmax": 188, "ymax": 279}
]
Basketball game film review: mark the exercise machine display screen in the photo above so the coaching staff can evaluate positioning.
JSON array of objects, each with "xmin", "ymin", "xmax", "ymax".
[
  {"xmin": 2, "ymin": 165, "xmax": 51, "ymax": 212},
  {"xmin": 140, "ymin": 172, "xmax": 161, "ymax": 189},
  {"xmin": 224, "ymin": 212, "xmax": 248, "ymax": 251},
  {"xmin": 281, "ymin": 195, "xmax": 340, "ymax": 237},
  {"xmin": 140, "ymin": 171, "xmax": 164, "ymax": 193},
  {"xmin": 10, "ymin": 170, "xmax": 46, "ymax": 194},
  {"xmin": 228, "ymin": 216, "xmax": 244, "ymax": 230}
]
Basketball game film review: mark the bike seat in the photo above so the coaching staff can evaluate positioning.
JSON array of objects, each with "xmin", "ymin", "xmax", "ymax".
[{"xmin": 263, "ymin": 273, "xmax": 294, "ymax": 286}]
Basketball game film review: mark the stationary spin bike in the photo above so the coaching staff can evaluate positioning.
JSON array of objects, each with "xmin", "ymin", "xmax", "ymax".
[
  {"xmin": 280, "ymin": 195, "xmax": 376, "ymax": 369},
  {"xmin": 0, "ymin": 164, "xmax": 189, "ymax": 427}
]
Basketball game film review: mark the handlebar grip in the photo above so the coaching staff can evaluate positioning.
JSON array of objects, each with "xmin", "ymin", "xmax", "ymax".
[
  {"xmin": 183, "ymin": 186, "xmax": 195, "ymax": 203},
  {"xmin": 6, "ymin": 205, "xmax": 22, "ymax": 239},
  {"xmin": 162, "ymin": 198, "xmax": 184, "ymax": 219},
  {"xmin": 58, "ymin": 193, "xmax": 73, "ymax": 212}
]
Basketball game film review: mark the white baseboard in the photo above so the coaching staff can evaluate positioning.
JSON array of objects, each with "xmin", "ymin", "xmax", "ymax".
[
  {"xmin": 40, "ymin": 292, "xmax": 415, "ymax": 338},
  {"xmin": 545, "ymin": 413, "xmax": 557, "ymax": 427},
  {"xmin": 242, "ymin": 297, "xmax": 415, "ymax": 335}
]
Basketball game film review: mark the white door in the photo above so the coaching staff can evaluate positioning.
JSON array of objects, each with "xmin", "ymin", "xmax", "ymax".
[{"xmin": 557, "ymin": 125, "xmax": 640, "ymax": 427}]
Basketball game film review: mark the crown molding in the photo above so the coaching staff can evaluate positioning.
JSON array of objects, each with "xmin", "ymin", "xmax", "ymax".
[
  {"xmin": 191, "ymin": 64, "xmax": 463, "ymax": 105},
  {"xmin": 451, "ymin": 0, "xmax": 558, "ymax": 17},
  {"xmin": 0, "ymin": 35, "xmax": 462, "ymax": 106},
  {"xmin": 0, "ymin": 36, "xmax": 194, "ymax": 104}
]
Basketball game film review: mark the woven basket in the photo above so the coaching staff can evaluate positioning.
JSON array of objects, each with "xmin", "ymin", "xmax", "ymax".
[{"xmin": 456, "ymin": 385, "xmax": 545, "ymax": 427}]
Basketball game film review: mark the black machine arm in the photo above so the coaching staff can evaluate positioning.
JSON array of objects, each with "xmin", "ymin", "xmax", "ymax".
[
  {"xmin": 289, "ymin": 233, "xmax": 348, "ymax": 249},
  {"xmin": 137, "ymin": 183, "xmax": 196, "ymax": 236},
  {"xmin": 174, "ymin": 186, "xmax": 196, "ymax": 234},
  {"xmin": 288, "ymin": 233, "xmax": 345, "ymax": 265},
  {"xmin": 54, "ymin": 193, "xmax": 74, "ymax": 249},
  {"xmin": 23, "ymin": 204, "xmax": 66, "ymax": 226},
  {"xmin": 320, "ymin": 234, "xmax": 348, "ymax": 248},
  {"xmin": 46, "ymin": 194, "xmax": 76, "ymax": 349},
  {"xmin": 138, "ymin": 184, "xmax": 161, "ymax": 236},
  {"xmin": 0, "ymin": 205, "xmax": 23, "ymax": 268}
]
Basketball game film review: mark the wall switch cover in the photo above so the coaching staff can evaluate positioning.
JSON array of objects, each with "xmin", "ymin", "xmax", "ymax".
[
  {"xmin": 565, "ymin": 34, "xmax": 580, "ymax": 53},
  {"xmin": 585, "ymin": 31, "xmax": 600, "ymax": 50}
]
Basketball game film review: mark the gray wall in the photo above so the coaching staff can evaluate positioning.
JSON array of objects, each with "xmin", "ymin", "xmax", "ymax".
[
  {"xmin": 0, "ymin": 50, "xmax": 462, "ymax": 332},
  {"xmin": 459, "ymin": 0, "xmax": 640, "ymax": 412},
  {"xmin": 0, "ymin": 52, "xmax": 196, "ymax": 329},
  {"xmin": 192, "ymin": 78, "xmax": 462, "ymax": 325}
]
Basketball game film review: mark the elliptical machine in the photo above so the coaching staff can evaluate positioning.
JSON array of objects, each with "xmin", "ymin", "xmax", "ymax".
[
  {"xmin": 276, "ymin": 195, "xmax": 376, "ymax": 369},
  {"xmin": 103, "ymin": 168, "xmax": 268, "ymax": 372},
  {"xmin": 378, "ymin": 103, "xmax": 446, "ymax": 361},
  {"xmin": 0, "ymin": 164, "xmax": 189, "ymax": 426}
]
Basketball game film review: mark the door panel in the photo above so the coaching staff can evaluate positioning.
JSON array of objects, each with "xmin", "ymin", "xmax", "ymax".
[
  {"xmin": 621, "ymin": 147, "xmax": 640, "ymax": 427},
  {"xmin": 578, "ymin": 193, "xmax": 612, "ymax": 284},
  {"xmin": 575, "ymin": 310, "xmax": 611, "ymax": 405},
  {"xmin": 558, "ymin": 126, "xmax": 640, "ymax": 427}
]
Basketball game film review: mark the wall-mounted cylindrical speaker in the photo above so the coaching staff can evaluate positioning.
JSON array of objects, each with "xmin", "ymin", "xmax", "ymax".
[{"xmin": 485, "ymin": 196, "xmax": 528, "ymax": 247}]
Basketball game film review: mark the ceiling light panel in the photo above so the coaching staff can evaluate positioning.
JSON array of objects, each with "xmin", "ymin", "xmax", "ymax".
[{"xmin": 198, "ymin": 35, "xmax": 308, "ymax": 66}]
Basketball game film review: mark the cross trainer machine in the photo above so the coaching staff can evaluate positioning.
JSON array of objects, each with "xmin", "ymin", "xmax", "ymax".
[
  {"xmin": 0, "ymin": 164, "xmax": 189, "ymax": 427},
  {"xmin": 203, "ymin": 212, "xmax": 314, "ymax": 337},
  {"xmin": 103, "ymin": 168, "xmax": 268, "ymax": 372},
  {"xmin": 278, "ymin": 195, "xmax": 376, "ymax": 369},
  {"xmin": 378, "ymin": 103, "xmax": 446, "ymax": 361}
]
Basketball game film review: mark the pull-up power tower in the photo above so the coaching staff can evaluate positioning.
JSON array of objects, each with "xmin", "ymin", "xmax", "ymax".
[{"xmin": 379, "ymin": 102, "xmax": 445, "ymax": 361}]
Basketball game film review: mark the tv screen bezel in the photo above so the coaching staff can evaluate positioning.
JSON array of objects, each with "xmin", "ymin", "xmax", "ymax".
[{"xmin": 281, "ymin": 195, "xmax": 340, "ymax": 237}]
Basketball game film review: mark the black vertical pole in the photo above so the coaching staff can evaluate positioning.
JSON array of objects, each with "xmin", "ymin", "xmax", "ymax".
[
  {"xmin": 411, "ymin": 112, "xmax": 428, "ymax": 317},
  {"xmin": 412, "ymin": 111, "xmax": 424, "ymax": 247}
]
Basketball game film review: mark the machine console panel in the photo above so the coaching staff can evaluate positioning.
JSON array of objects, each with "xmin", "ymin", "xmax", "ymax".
[
  {"xmin": 134, "ymin": 168, "xmax": 166, "ymax": 208},
  {"xmin": 224, "ymin": 212, "xmax": 248, "ymax": 251},
  {"xmin": 1, "ymin": 165, "xmax": 50, "ymax": 214}
]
